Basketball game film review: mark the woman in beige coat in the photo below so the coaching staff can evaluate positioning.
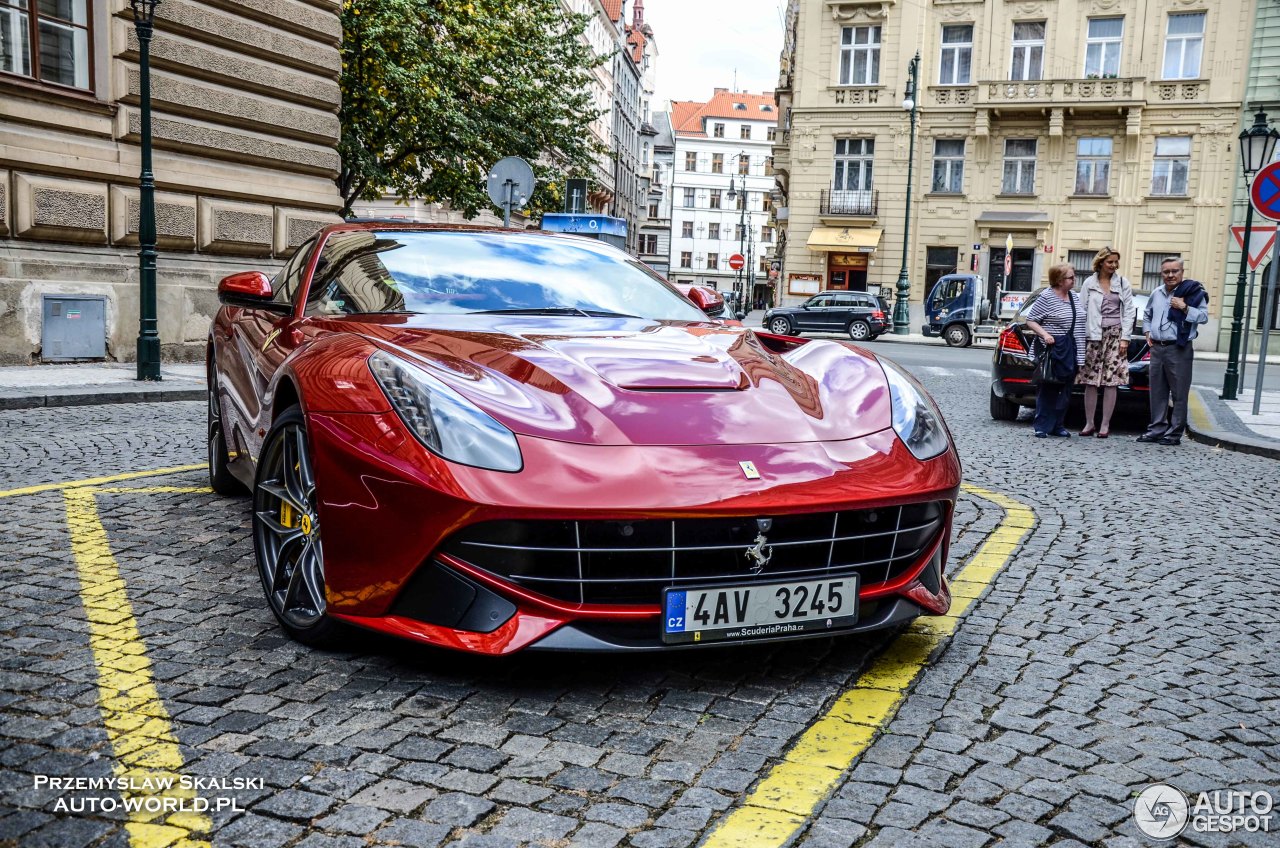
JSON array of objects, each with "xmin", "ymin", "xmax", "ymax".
[{"xmin": 1076, "ymin": 246, "xmax": 1136, "ymax": 437}]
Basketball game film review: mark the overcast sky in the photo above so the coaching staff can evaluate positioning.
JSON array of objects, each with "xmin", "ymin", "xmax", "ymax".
[{"xmin": 641, "ymin": 0, "xmax": 786, "ymax": 108}]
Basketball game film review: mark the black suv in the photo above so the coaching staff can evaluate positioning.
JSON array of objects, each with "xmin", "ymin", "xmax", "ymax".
[{"xmin": 763, "ymin": 291, "xmax": 890, "ymax": 341}]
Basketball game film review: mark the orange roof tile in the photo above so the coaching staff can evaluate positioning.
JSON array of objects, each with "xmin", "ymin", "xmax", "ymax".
[
  {"xmin": 601, "ymin": 0, "xmax": 623, "ymax": 22},
  {"xmin": 672, "ymin": 90, "xmax": 777, "ymax": 135}
]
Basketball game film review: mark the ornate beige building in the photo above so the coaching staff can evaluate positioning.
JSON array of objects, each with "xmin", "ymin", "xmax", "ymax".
[
  {"xmin": 0, "ymin": 1, "xmax": 341, "ymax": 364},
  {"xmin": 774, "ymin": 0, "xmax": 1252, "ymax": 346}
]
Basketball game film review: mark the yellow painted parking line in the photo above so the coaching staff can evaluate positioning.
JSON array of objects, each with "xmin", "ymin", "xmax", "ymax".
[
  {"xmin": 701, "ymin": 484, "xmax": 1036, "ymax": 848},
  {"xmin": 63, "ymin": 485, "xmax": 212, "ymax": 848},
  {"xmin": 0, "ymin": 465, "xmax": 204, "ymax": 499}
]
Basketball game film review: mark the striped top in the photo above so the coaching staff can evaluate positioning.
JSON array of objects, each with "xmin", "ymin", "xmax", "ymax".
[{"xmin": 1023, "ymin": 288, "xmax": 1086, "ymax": 365}]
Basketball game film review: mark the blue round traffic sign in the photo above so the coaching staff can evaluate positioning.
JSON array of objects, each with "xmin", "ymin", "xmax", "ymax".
[{"xmin": 1250, "ymin": 161, "xmax": 1280, "ymax": 222}]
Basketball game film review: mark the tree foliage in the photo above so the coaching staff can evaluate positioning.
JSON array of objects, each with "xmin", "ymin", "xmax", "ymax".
[{"xmin": 338, "ymin": 0, "xmax": 605, "ymax": 218}]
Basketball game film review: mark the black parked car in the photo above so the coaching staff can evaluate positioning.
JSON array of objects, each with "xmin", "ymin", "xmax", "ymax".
[
  {"xmin": 763, "ymin": 291, "xmax": 890, "ymax": 341},
  {"xmin": 989, "ymin": 287, "xmax": 1151, "ymax": 421}
]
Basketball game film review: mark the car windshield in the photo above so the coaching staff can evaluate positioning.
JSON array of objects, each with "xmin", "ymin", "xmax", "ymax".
[{"xmin": 303, "ymin": 230, "xmax": 706, "ymax": 321}]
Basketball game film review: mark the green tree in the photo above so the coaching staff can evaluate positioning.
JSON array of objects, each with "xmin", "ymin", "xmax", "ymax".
[{"xmin": 338, "ymin": 0, "xmax": 605, "ymax": 219}]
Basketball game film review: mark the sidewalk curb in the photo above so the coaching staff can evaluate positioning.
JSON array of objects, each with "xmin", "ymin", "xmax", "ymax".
[
  {"xmin": 1186, "ymin": 389, "xmax": 1280, "ymax": 461},
  {"xmin": 0, "ymin": 387, "xmax": 204, "ymax": 411}
]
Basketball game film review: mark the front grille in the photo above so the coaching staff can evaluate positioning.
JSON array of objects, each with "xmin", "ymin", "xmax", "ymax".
[{"xmin": 439, "ymin": 502, "xmax": 946, "ymax": 606}]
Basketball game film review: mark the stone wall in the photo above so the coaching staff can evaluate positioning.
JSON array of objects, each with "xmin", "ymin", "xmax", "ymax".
[{"xmin": 0, "ymin": 0, "xmax": 342, "ymax": 365}]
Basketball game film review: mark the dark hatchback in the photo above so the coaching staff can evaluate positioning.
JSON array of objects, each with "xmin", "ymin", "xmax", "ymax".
[
  {"xmin": 989, "ymin": 287, "xmax": 1151, "ymax": 421},
  {"xmin": 763, "ymin": 291, "xmax": 890, "ymax": 341}
]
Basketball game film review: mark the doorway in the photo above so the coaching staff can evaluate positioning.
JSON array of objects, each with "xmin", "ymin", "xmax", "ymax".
[
  {"xmin": 827, "ymin": 252, "xmax": 869, "ymax": 291},
  {"xmin": 988, "ymin": 247, "xmax": 1035, "ymax": 305}
]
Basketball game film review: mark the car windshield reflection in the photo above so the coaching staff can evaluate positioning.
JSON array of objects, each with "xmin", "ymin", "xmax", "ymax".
[{"xmin": 302, "ymin": 230, "xmax": 705, "ymax": 321}]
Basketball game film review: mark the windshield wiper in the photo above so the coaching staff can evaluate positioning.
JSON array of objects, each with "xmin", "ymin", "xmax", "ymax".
[{"xmin": 472, "ymin": 307, "xmax": 640, "ymax": 319}]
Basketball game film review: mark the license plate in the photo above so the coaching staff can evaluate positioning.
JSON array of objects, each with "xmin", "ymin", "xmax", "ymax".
[{"xmin": 662, "ymin": 576, "xmax": 858, "ymax": 645}]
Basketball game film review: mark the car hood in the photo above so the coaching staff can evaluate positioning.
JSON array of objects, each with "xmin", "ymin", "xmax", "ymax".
[{"xmin": 347, "ymin": 316, "xmax": 892, "ymax": 447}]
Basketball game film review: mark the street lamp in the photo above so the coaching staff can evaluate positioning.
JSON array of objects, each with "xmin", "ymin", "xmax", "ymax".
[
  {"xmin": 1223, "ymin": 109, "xmax": 1280, "ymax": 400},
  {"xmin": 892, "ymin": 52, "xmax": 921, "ymax": 335},
  {"xmin": 131, "ymin": 0, "xmax": 162, "ymax": 381},
  {"xmin": 727, "ymin": 156, "xmax": 749, "ymax": 309}
]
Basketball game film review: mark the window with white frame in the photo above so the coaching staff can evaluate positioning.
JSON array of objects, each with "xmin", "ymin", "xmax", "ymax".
[
  {"xmin": 680, "ymin": 251, "xmax": 692, "ymax": 268},
  {"xmin": 833, "ymin": 139, "xmax": 874, "ymax": 192},
  {"xmin": 931, "ymin": 139, "xmax": 965, "ymax": 193},
  {"xmin": 708, "ymin": 223, "xmax": 720, "ymax": 240},
  {"xmin": 711, "ymin": 153, "xmax": 723, "ymax": 174},
  {"xmin": 684, "ymin": 152, "xmax": 697, "ymax": 171},
  {"xmin": 734, "ymin": 223, "xmax": 745, "ymax": 241},
  {"xmin": 682, "ymin": 187, "xmax": 695, "ymax": 207},
  {"xmin": 839, "ymin": 25, "xmax": 881, "ymax": 85},
  {"xmin": 709, "ymin": 189, "xmax": 722, "ymax": 209},
  {"xmin": 1151, "ymin": 136, "xmax": 1191, "ymax": 196},
  {"xmin": 1162, "ymin": 13, "xmax": 1204, "ymax": 79},
  {"xmin": 1001, "ymin": 139, "xmax": 1037, "ymax": 194},
  {"xmin": 681, "ymin": 220, "xmax": 694, "ymax": 238},
  {"xmin": 707, "ymin": 253, "xmax": 719, "ymax": 270},
  {"xmin": 740, "ymin": 125, "xmax": 751, "ymax": 140},
  {"xmin": 713, "ymin": 122, "xmax": 725, "ymax": 138},
  {"xmin": 0, "ymin": 0, "xmax": 91, "ymax": 89},
  {"xmin": 767, "ymin": 126, "xmax": 777, "ymax": 141},
  {"xmin": 1074, "ymin": 137, "xmax": 1112, "ymax": 195},
  {"xmin": 738, "ymin": 154, "xmax": 750, "ymax": 175},
  {"xmin": 939, "ymin": 25, "xmax": 973, "ymax": 85},
  {"xmin": 1010, "ymin": 22, "xmax": 1045, "ymax": 81},
  {"xmin": 761, "ymin": 226, "xmax": 773, "ymax": 243},
  {"xmin": 735, "ymin": 191, "xmax": 748, "ymax": 211},
  {"xmin": 1084, "ymin": 18, "xmax": 1123, "ymax": 77}
]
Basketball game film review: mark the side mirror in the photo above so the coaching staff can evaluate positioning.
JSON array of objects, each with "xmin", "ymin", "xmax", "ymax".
[
  {"xmin": 218, "ymin": 272, "xmax": 289, "ymax": 312},
  {"xmin": 685, "ymin": 285, "xmax": 725, "ymax": 316}
]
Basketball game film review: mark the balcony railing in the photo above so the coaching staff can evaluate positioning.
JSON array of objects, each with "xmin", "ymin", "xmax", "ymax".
[
  {"xmin": 976, "ymin": 77, "xmax": 1144, "ymax": 107},
  {"xmin": 820, "ymin": 189, "xmax": 877, "ymax": 217}
]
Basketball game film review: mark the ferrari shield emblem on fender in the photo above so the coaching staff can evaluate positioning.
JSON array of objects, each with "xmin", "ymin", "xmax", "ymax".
[{"xmin": 739, "ymin": 460, "xmax": 760, "ymax": 480}]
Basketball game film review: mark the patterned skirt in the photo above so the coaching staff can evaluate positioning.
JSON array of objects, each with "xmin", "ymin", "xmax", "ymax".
[{"xmin": 1076, "ymin": 325, "xmax": 1129, "ymax": 387}]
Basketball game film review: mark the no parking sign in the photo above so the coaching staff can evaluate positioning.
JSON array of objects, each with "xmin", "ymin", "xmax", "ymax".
[{"xmin": 1250, "ymin": 161, "xmax": 1280, "ymax": 221}]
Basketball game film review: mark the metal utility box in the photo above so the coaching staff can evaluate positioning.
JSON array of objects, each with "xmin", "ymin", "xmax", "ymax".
[{"xmin": 42, "ymin": 295, "xmax": 107, "ymax": 361}]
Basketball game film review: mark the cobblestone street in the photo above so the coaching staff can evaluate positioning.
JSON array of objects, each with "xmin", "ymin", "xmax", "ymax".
[{"xmin": 2, "ymin": 363, "xmax": 1278, "ymax": 848}]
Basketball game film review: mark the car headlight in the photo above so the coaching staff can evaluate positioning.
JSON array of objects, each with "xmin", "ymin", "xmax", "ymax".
[
  {"xmin": 369, "ymin": 351, "xmax": 523, "ymax": 472},
  {"xmin": 879, "ymin": 358, "xmax": 950, "ymax": 460}
]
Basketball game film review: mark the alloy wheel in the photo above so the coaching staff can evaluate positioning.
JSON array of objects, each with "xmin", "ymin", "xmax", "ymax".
[
  {"xmin": 769, "ymin": 317, "xmax": 792, "ymax": 334},
  {"xmin": 253, "ymin": 414, "xmax": 326, "ymax": 630}
]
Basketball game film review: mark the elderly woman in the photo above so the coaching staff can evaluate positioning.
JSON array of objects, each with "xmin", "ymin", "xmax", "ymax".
[
  {"xmin": 1076, "ymin": 246, "xmax": 1136, "ymax": 437},
  {"xmin": 1023, "ymin": 264, "xmax": 1087, "ymax": 438}
]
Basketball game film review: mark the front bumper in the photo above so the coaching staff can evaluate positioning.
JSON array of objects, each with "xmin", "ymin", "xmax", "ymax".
[{"xmin": 307, "ymin": 412, "xmax": 961, "ymax": 654}]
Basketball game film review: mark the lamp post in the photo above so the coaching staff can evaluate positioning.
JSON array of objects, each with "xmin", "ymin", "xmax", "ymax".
[
  {"xmin": 892, "ymin": 52, "xmax": 921, "ymax": 335},
  {"xmin": 1223, "ymin": 109, "xmax": 1280, "ymax": 400},
  {"xmin": 131, "ymin": 0, "xmax": 162, "ymax": 381},
  {"xmin": 728, "ymin": 156, "xmax": 749, "ymax": 308}
]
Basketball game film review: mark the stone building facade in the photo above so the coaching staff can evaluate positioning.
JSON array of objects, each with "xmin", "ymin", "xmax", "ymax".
[
  {"xmin": 773, "ymin": 0, "xmax": 1253, "ymax": 345},
  {"xmin": 0, "ymin": 0, "xmax": 341, "ymax": 365}
]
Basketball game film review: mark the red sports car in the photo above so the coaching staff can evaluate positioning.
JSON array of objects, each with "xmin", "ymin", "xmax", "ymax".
[{"xmin": 208, "ymin": 222, "xmax": 960, "ymax": 654}]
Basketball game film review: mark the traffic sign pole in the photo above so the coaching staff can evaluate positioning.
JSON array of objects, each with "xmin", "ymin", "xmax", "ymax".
[
  {"xmin": 1228, "ymin": 161, "xmax": 1280, "ymax": 398},
  {"xmin": 1253, "ymin": 237, "xmax": 1279, "ymax": 415}
]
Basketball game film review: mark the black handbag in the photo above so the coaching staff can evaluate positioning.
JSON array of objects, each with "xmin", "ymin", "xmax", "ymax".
[{"xmin": 1031, "ymin": 293, "xmax": 1078, "ymax": 387}]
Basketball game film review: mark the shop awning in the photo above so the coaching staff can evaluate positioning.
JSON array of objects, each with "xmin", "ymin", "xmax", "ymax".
[{"xmin": 806, "ymin": 226, "xmax": 883, "ymax": 252}]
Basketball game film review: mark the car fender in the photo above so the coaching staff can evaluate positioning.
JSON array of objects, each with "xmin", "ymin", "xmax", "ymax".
[{"xmin": 275, "ymin": 333, "xmax": 394, "ymax": 416}]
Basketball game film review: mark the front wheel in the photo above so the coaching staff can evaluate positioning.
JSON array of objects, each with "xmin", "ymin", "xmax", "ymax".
[
  {"xmin": 252, "ymin": 406, "xmax": 343, "ymax": 647},
  {"xmin": 847, "ymin": 320, "xmax": 872, "ymax": 341},
  {"xmin": 768, "ymin": 317, "xmax": 794, "ymax": 335},
  {"xmin": 944, "ymin": 324, "xmax": 972, "ymax": 347}
]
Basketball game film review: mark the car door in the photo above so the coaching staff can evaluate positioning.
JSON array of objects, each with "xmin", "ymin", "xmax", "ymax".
[
  {"xmin": 796, "ymin": 295, "xmax": 831, "ymax": 331},
  {"xmin": 823, "ymin": 294, "xmax": 858, "ymax": 332},
  {"xmin": 222, "ymin": 237, "xmax": 317, "ymax": 459}
]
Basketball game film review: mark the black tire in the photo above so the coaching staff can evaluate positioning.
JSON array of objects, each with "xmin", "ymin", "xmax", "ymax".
[
  {"xmin": 847, "ymin": 320, "xmax": 872, "ymax": 341},
  {"xmin": 944, "ymin": 324, "xmax": 971, "ymax": 347},
  {"xmin": 989, "ymin": 387, "xmax": 1021, "ymax": 421},
  {"xmin": 252, "ymin": 406, "xmax": 344, "ymax": 647},
  {"xmin": 768, "ymin": 317, "xmax": 794, "ymax": 335},
  {"xmin": 207, "ymin": 363, "xmax": 247, "ymax": 496}
]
